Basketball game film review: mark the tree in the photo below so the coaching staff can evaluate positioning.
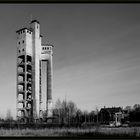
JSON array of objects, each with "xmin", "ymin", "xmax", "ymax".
[
  {"xmin": 67, "ymin": 101, "xmax": 77, "ymax": 124},
  {"xmin": 6, "ymin": 109, "xmax": 13, "ymax": 121},
  {"xmin": 83, "ymin": 110, "xmax": 89, "ymax": 122},
  {"xmin": 53, "ymin": 99, "xmax": 62, "ymax": 123},
  {"xmin": 55, "ymin": 99, "xmax": 62, "ymax": 109},
  {"xmin": 89, "ymin": 111, "xmax": 95, "ymax": 122},
  {"xmin": 133, "ymin": 104, "xmax": 140, "ymax": 111},
  {"xmin": 68, "ymin": 101, "xmax": 77, "ymax": 116},
  {"xmin": 95, "ymin": 107, "xmax": 99, "ymax": 123},
  {"xmin": 125, "ymin": 106, "xmax": 132, "ymax": 113},
  {"xmin": 53, "ymin": 99, "xmax": 78, "ymax": 125},
  {"xmin": 5, "ymin": 109, "xmax": 13, "ymax": 128},
  {"xmin": 129, "ymin": 104, "xmax": 140, "ymax": 122},
  {"xmin": 76, "ymin": 109, "xmax": 83, "ymax": 124}
]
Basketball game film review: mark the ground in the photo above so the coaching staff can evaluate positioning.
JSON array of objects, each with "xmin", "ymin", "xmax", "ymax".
[{"xmin": 0, "ymin": 127, "xmax": 139, "ymax": 137}]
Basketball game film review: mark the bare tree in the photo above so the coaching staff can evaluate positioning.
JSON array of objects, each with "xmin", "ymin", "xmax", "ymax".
[
  {"xmin": 67, "ymin": 101, "xmax": 77, "ymax": 124},
  {"xmin": 5, "ymin": 109, "xmax": 13, "ymax": 128},
  {"xmin": 53, "ymin": 99, "xmax": 62, "ymax": 123},
  {"xmin": 76, "ymin": 109, "xmax": 83, "ymax": 124},
  {"xmin": 6, "ymin": 109, "xmax": 13, "ymax": 121},
  {"xmin": 133, "ymin": 104, "xmax": 140, "ymax": 110},
  {"xmin": 125, "ymin": 106, "xmax": 132, "ymax": 113},
  {"xmin": 89, "ymin": 111, "xmax": 95, "ymax": 122},
  {"xmin": 53, "ymin": 99, "xmax": 78, "ymax": 125}
]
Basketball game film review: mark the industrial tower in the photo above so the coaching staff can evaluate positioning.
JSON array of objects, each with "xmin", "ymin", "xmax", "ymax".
[{"xmin": 16, "ymin": 20, "xmax": 53, "ymax": 123}]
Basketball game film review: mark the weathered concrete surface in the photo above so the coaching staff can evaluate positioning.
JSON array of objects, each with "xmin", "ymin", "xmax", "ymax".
[{"xmin": 16, "ymin": 20, "xmax": 53, "ymax": 122}]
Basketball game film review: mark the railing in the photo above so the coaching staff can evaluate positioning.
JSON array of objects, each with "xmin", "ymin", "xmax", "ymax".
[
  {"xmin": 26, "ymin": 71, "xmax": 31, "ymax": 75},
  {"xmin": 18, "ymin": 100, "xmax": 25, "ymax": 103},
  {"xmin": 27, "ymin": 90, "xmax": 31, "ymax": 94},
  {"xmin": 18, "ymin": 89, "xmax": 24, "ymax": 93},
  {"xmin": 28, "ymin": 78, "xmax": 32, "ymax": 82},
  {"xmin": 26, "ymin": 106, "xmax": 31, "ymax": 110},
  {"xmin": 18, "ymin": 108, "xmax": 25, "ymax": 111},
  {"xmin": 18, "ymin": 61, "xmax": 25, "ymax": 66},
  {"xmin": 26, "ymin": 61, "xmax": 31, "ymax": 65},
  {"xmin": 18, "ymin": 80, "xmax": 24, "ymax": 83},
  {"xmin": 26, "ymin": 99, "xmax": 32, "ymax": 102},
  {"xmin": 18, "ymin": 72, "xmax": 25, "ymax": 76}
]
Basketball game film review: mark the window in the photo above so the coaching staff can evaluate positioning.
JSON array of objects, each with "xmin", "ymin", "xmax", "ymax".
[
  {"xmin": 19, "ymin": 50, "xmax": 20, "ymax": 53},
  {"xmin": 22, "ymin": 40, "xmax": 24, "ymax": 43},
  {"xmin": 22, "ymin": 48, "xmax": 24, "ymax": 52},
  {"xmin": 18, "ymin": 42, "xmax": 20, "ymax": 45},
  {"xmin": 47, "ymin": 47, "xmax": 49, "ymax": 50},
  {"xmin": 23, "ymin": 30, "xmax": 25, "ymax": 33}
]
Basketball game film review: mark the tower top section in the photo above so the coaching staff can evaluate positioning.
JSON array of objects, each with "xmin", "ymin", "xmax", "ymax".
[
  {"xmin": 16, "ymin": 19, "xmax": 40, "ymax": 34},
  {"xmin": 30, "ymin": 20, "xmax": 40, "ymax": 24},
  {"xmin": 16, "ymin": 27, "xmax": 33, "ymax": 34}
]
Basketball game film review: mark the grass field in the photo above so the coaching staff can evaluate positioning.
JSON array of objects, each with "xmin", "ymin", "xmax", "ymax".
[{"xmin": 0, "ymin": 127, "xmax": 140, "ymax": 137}]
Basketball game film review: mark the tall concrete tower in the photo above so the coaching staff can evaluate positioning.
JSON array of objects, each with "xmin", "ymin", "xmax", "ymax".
[{"xmin": 16, "ymin": 20, "xmax": 53, "ymax": 123}]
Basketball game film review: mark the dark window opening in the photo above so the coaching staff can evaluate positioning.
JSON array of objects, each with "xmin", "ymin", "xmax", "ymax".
[
  {"xmin": 22, "ymin": 48, "xmax": 24, "ymax": 52},
  {"xmin": 19, "ymin": 50, "xmax": 20, "ymax": 53},
  {"xmin": 18, "ymin": 42, "xmax": 20, "ymax": 45},
  {"xmin": 23, "ymin": 40, "xmax": 24, "ymax": 43}
]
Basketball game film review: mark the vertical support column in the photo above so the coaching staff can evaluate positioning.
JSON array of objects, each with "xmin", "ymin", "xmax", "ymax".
[
  {"xmin": 47, "ymin": 56, "xmax": 53, "ymax": 117},
  {"xmin": 16, "ymin": 56, "xmax": 18, "ymax": 121},
  {"xmin": 39, "ymin": 60, "xmax": 42, "ymax": 119},
  {"xmin": 24, "ymin": 55, "xmax": 27, "ymax": 123},
  {"xmin": 31, "ymin": 20, "xmax": 41, "ymax": 121}
]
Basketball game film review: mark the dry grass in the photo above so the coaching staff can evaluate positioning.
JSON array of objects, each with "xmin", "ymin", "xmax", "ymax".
[
  {"xmin": 99, "ymin": 127, "xmax": 140, "ymax": 137},
  {"xmin": 0, "ymin": 127, "xmax": 139, "ymax": 137}
]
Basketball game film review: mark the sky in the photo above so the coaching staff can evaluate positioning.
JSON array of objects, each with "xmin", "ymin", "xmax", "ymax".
[{"xmin": 0, "ymin": 4, "xmax": 140, "ymax": 118}]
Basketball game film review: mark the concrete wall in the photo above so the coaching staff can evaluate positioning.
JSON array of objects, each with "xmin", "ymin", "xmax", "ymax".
[
  {"xmin": 31, "ymin": 21, "xmax": 41, "ymax": 119},
  {"xmin": 17, "ymin": 20, "xmax": 53, "ymax": 122}
]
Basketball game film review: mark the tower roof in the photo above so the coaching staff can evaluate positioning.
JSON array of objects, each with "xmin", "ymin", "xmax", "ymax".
[
  {"xmin": 42, "ymin": 44, "xmax": 54, "ymax": 47},
  {"xmin": 30, "ymin": 20, "xmax": 40, "ymax": 24},
  {"xmin": 16, "ymin": 27, "xmax": 33, "ymax": 33},
  {"xmin": 16, "ymin": 28, "xmax": 27, "ymax": 33}
]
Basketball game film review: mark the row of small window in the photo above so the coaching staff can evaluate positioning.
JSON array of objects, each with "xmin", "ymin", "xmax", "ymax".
[
  {"xmin": 19, "ymin": 48, "xmax": 25, "ymax": 53},
  {"xmin": 42, "ymin": 47, "xmax": 49, "ymax": 50},
  {"xmin": 18, "ymin": 30, "xmax": 32, "ymax": 35},
  {"xmin": 27, "ymin": 30, "xmax": 32, "ymax": 34},
  {"xmin": 18, "ymin": 40, "xmax": 24, "ymax": 45}
]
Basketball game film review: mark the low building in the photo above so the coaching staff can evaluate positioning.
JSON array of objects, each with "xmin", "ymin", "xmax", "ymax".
[{"xmin": 99, "ymin": 107, "xmax": 123, "ymax": 126}]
